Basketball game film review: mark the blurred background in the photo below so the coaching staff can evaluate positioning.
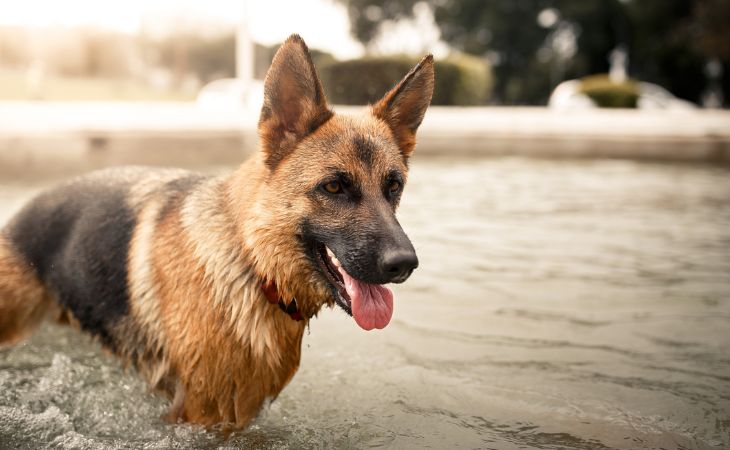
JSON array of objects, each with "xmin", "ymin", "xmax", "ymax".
[
  {"xmin": 1, "ymin": 1, "xmax": 730, "ymax": 449},
  {"xmin": 0, "ymin": 0, "xmax": 728, "ymax": 107}
]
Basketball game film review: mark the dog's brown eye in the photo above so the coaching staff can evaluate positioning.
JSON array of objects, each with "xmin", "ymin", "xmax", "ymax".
[
  {"xmin": 388, "ymin": 180, "xmax": 401, "ymax": 194},
  {"xmin": 323, "ymin": 181, "xmax": 342, "ymax": 194}
]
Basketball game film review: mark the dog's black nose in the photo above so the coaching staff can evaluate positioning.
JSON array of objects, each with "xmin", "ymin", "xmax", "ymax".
[{"xmin": 381, "ymin": 249, "xmax": 419, "ymax": 283}]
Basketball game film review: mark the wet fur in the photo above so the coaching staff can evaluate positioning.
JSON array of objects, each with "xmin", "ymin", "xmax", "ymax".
[{"xmin": 0, "ymin": 35, "xmax": 433, "ymax": 428}]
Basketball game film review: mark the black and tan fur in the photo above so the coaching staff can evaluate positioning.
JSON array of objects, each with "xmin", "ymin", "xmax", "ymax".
[{"xmin": 0, "ymin": 35, "xmax": 434, "ymax": 428}]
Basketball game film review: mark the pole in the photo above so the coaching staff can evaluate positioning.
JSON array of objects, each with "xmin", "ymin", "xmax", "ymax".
[{"xmin": 236, "ymin": 0, "xmax": 254, "ymax": 105}]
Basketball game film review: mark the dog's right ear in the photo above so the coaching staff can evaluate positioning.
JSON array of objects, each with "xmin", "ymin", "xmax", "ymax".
[{"xmin": 258, "ymin": 34, "xmax": 333, "ymax": 170}]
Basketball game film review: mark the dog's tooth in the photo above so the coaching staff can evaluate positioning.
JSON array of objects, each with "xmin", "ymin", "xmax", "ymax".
[{"xmin": 324, "ymin": 245, "xmax": 344, "ymax": 270}]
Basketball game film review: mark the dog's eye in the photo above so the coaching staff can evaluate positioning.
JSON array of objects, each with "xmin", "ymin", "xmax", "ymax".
[
  {"xmin": 323, "ymin": 181, "xmax": 342, "ymax": 194},
  {"xmin": 388, "ymin": 180, "xmax": 401, "ymax": 194}
]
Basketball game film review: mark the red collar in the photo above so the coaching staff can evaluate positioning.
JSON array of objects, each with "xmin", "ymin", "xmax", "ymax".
[{"xmin": 261, "ymin": 280, "xmax": 304, "ymax": 321}]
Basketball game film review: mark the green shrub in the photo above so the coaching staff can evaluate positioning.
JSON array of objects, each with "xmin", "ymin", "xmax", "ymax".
[
  {"xmin": 437, "ymin": 53, "xmax": 492, "ymax": 105},
  {"xmin": 579, "ymin": 74, "xmax": 639, "ymax": 108},
  {"xmin": 319, "ymin": 53, "xmax": 492, "ymax": 106}
]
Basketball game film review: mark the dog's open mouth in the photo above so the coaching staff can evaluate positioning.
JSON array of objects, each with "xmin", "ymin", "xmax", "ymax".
[{"xmin": 315, "ymin": 244, "xmax": 393, "ymax": 331}]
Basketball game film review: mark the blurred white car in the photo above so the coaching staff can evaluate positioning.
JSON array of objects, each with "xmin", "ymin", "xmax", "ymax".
[
  {"xmin": 549, "ymin": 79, "xmax": 696, "ymax": 110},
  {"xmin": 636, "ymin": 82, "xmax": 696, "ymax": 110}
]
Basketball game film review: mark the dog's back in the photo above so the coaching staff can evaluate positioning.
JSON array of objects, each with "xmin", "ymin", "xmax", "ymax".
[{"xmin": 0, "ymin": 167, "xmax": 206, "ymax": 348}]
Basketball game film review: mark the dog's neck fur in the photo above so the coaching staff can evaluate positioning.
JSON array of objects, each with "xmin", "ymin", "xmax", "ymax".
[
  {"xmin": 156, "ymin": 163, "xmax": 307, "ymax": 425},
  {"xmin": 225, "ymin": 153, "xmax": 329, "ymax": 319},
  {"xmin": 181, "ymin": 158, "xmax": 307, "ymax": 357}
]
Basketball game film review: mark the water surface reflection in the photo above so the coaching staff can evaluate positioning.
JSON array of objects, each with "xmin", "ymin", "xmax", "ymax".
[{"xmin": 1, "ymin": 157, "xmax": 729, "ymax": 449}]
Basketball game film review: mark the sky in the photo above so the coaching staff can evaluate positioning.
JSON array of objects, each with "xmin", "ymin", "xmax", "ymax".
[{"xmin": 0, "ymin": 0, "xmax": 369, "ymax": 59}]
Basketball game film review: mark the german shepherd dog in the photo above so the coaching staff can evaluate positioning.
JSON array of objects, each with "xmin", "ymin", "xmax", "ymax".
[{"xmin": 0, "ymin": 35, "xmax": 434, "ymax": 428}]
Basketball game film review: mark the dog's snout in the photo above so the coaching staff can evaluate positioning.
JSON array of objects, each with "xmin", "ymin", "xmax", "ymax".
[{"xmin": 381, "ymin": 248, "xmax": 418, "ymax": 283}]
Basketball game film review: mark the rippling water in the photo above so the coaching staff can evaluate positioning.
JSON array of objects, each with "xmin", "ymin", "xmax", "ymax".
[{"xmin": 1, "ymin": 157, "xmax": 729, "ymax": 449}]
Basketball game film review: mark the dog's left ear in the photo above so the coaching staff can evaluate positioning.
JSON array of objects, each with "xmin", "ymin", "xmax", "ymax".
[
  {"xmin": 372, "ymin": 55, "xmax": 434, "ymax": 159},
  {"xmin": 259, "ymin": 34, "xmax": 333, "ymax": 170}
]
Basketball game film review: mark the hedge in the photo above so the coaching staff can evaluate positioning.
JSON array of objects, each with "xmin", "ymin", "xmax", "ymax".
[
  {"xmin": 579, "ymin": 74, "xmax": 639, "ymax": 108},
  {"xmin": 319, "ymin": 53, "xmax": 492, "ymax": 106}
]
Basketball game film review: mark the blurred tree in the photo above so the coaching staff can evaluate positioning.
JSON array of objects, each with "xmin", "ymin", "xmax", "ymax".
[
  {"xmin": 339, "ymin": 0, "xmax": 628, "ymax": 104},
  {"xmin": 339, "ymin": 0, "xmax": 730, "ymax": 106},
  {"xmin": 147, "ymin": 37, "xmax": 335, "ymax": 86},
  {"xmin": 253, "ymin": 43, "xmax": 336, "ymax": 80},
  {"xmin": 692, "ymin": 0, "xmax": 730, "ymax": 106},
  {"xmin": 558, "ymin": 1, "xmax": 629, "ymax": 77},
  {"xmin": 432, "ymin": 1, "xmax": 554, "ymax": 104},
  {"xmin": 625, "ymin": 0, "xmax": 706, "ymax": 103},
  {"xmin": 152, "ymin": 33, "xmax": 236, "ymax": 85},
  {"xmin": 694, "ymin": 0, "xmax": 730, "ymax": 60},
  {"xmin": 0, "ymin": 27, "xmax": 32, "ymax": 68},
  {"xmin": 80, "ymin": 29, "xmax": 134, "ymax": 77}
]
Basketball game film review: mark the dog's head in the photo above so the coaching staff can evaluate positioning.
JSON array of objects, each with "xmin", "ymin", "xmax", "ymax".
[{"xmin": 251, "ymin": 34, "xmax": 433, "ymax": 330}]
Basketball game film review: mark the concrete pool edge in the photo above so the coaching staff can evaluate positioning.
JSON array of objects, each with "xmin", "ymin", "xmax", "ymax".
[{"xmin": 1, "ymin": 103, "xmax": 729, "ymax": 178}]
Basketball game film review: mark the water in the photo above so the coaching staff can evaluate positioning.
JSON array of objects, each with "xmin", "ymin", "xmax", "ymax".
[{"xmin": 1, "ymin": 157, "xmax": 729, "ymax": 449}]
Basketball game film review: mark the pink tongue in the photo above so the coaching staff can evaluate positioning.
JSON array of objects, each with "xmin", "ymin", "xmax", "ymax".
[{"xmin": 337, "ymin": 266, "xmax": 393, "ymax": 330}]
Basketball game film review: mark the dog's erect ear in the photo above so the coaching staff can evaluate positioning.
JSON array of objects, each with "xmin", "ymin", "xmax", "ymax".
[
  {"xmin": 372, "ymin": 55, "xmax": 434, "ymax": 159},
  {"xmin": 259, "ymin": 34, "xmax": 333, "ymax": 170}
]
